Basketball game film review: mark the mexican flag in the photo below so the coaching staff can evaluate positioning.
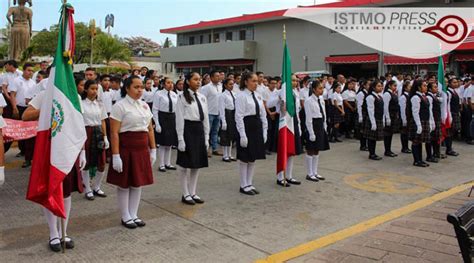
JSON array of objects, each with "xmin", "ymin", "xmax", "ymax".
[
  {"xmin": 276, "ymin": 38, "xmax": 296, "ymax": 174},
  {"xmin": 439, "ymin": 55, "xmax": 451, "ymax": 143},
  {"xmin": 26, "ymin": 3, "xmax": 86, "ymax": 218}
]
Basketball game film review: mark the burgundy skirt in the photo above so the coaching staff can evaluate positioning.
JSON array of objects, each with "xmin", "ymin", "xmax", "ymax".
[
  {"xmin": 63, "ymin": 158, "xmax": 83, "ymax": 198},
  {"xmin": 84, "ymin": 126, "xmax": 106, "ymax": 172},
  {"xmin": 107, "ymin": 132, "xmax": 153, "ymax": 188}
]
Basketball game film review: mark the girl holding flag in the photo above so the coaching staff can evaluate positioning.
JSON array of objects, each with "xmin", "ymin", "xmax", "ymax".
[
  {"xmin": 235, "ymin": 72, "xmax": 267, "ymax": 195},
  {"xmin": 304, "ymin": 80, "xmax": 330, "ymax": 182}
]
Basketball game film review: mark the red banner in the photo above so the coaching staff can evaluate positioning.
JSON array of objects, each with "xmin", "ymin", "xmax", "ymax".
[{"xmin": 3, "ymin": 119, "xmax": 38, "ymax": 142}]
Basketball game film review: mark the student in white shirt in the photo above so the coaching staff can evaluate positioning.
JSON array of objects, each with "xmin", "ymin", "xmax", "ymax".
[
  {"xmin": 107, "ymin": 75, "xmax": 156, "ymax": 229},
  {"xmin": 174, "ymin": 79, "xmax": 184, "ymax": 96},
  {"xmin": 399, "ymin": 81, "xmax": 412, "ymax": 154},
  {"xmin": 461, "ymin": 78, "xmax": 474, "ymax": 144},
  {"xmin": 142, "ymin": 78, "xmax": 156, "ymax": 108},
  {"xmin": 342, "ymin": 79, "xmax": 357, "ymax": 139},
  {"xmin": 110, "ymin": 76, "xmax": 122, "ymax": 104},
  {"xmin": 2, "ymin": 60, "xmax": 22, "ymax": 118},
  {"xmin": 176, "ymin": 72, "xmax": 209, "ymax": 205},
  {"xmin": 382, "ymin": 80, "xmax": 400, "ymax": 158},
  {"xmin": 81, "ymin": 80, "xmax": 110, "ymax": 200},
  {"xmin": 265, "ymin": 77, "xmax": 280, "ymax": 153},
  {"xmin": 219, "ymin": 78, "xmax": 238, "ymax": 162},
  {"xmin": 362, "ymin": 80, "xmax": 385, "ymax": 161},
  {"xmin": 356, "ymin": 80, "xmax": 370, "ymax": 151},
  {"xmin": 330, "ymin": 83, "xmax": 344, "ymax": 142},
  {"xmin": 152, "ymin": 77, "xmax": 178, "ymax": 172},
  {"xmin": 200, "ymin": 70, "xmax": 222, "ymax": 156},
  {"xmin": 304, "ymin": 80, "xmax": 330, "ymax": 182},
  {"xmin": 235, "ymin": 72, "xmax": 267, "ymax": 195},
  {"xmin": 299, "ymin": 76, "xmax": 311, "ymax": 147},
  {"xmin": 445, "ymin": 78, "xmax": 461, "ymax": 156},
  {"xmin": 426, "ymin": 82, "xmax": 442, "ymax": 163},
  {"xmin": 233, "ymin": 74, "xmax": 241, "ymax": 94}
]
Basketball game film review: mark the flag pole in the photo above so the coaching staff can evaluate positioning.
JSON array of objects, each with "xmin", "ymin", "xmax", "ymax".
[
  {"xmin": 60, "ymin": 1, "xmax": 67, "ymax": 254},
  {"xmin": 282, "ymin": 24, "xmax": 287, "ymax": 188}
]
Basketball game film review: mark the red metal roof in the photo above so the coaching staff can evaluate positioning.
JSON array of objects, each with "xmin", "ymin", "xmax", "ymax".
[
  {"xmin": 325, "ymin": 54, "xmax": 379, "ymax": 64},
  {"xmin": 454, "ymin": 54, "xmax": 474, "ymax": 62},
  {"xmin": 160, "ymin": 0, "xmax": 388, "ymax": 34},
  {"xmin": 383, "ymin": 54, "xmax": 449, "ymax": 65}
]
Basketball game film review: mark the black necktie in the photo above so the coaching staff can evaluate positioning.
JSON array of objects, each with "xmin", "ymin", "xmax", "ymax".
[
  {"xmin": 194, "ymin": 93, "xmax": 204, "ymax": 121},
  {"xmin": 317, "ymin": 97, "xmax": 325, "ymax": 123},
  {"xmin": 252, "ymin": 92, "xmax": 260, "ymax": 117},
  {"xmin": 168, "ymin": 91, "xmax": 173, "ymax": 113},
  {"xmin": 229, "ymin": 91, "xmax": 235, "ymax": 108}
]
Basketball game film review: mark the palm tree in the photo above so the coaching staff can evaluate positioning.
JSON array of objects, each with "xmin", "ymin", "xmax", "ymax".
[{"xmin": 94, "ymin": 34, "xmax": 131, "ymax": 68}]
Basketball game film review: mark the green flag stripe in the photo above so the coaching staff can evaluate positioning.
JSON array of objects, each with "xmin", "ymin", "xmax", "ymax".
[
  {"xmin": 283, "ymin": 41, "xmax": 295, "ymax": 117},
  {"xmin": 53, "ymin": 5, "xmax": 81, "ymax": 113},
  {"xmin": 438, "ymin": 56, "xmax": 447, "ymax": 93}
]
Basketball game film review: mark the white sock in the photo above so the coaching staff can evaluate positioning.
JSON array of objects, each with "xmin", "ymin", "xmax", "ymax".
[
  {"xmin": 247, "ymin": 162, "xmax": 255, "ymax": 189},
  {"xmin": 164, "ymin": 146, "xmax": 172, "ymax": 166},
  {"xmin": 223, "ymin": 146, "xmax": 229, "ymax": 159},
  {"xmin": 305, "ymin": 155, "xmax": 313, "ymax": 176},
  {"xmin": 92, "ymin": 171, "xmax": 105, "ymax": 191},
  {"xmin": 277, "ymin": 172, "xmax": 284, "ymax": 181},
  {"xmin": 81, "ymin": 170, "xmax": 91, "ymax": 193},
  {"xmin": 179, "ymin": 167, "xmax": 190, "ymax": 196},
  {"xmin": 128, "ymin": 187, "xmax": 142, "ymax": 220},
  {"xmin": 189, "ymin": 169, "xmax": 199, "ymax": 196},
  {"xmin": 285, "ymin": 157, "xmax": 294, "ymax": 180},
  {"xmin": 239, "ymin": 161, "xmax": 248, "ymax": 188},
  {"xmin": 117, "ymin": 187, "xmax": 132, "ymax": 222},
  {"xmin": 229, "ymin": 143, "xmax": 234, "ymax": 158},
  {"xmin": 313, "ymin": 155, "xmax": 320, "ymax": 176},
  {"xmin": 43, "ymin": 207, "xmax": 59, "ymax": 243},
  {"xmin": 158, "ymin": 147, "xmax": 166, "ymax": 167},
  {"xmin": 61, "ymin": 196, "xmax": 72, "ymax": 238},
  {"xmin": 0, "ymin": 166, "xmax": 4, "ymax": 185}
]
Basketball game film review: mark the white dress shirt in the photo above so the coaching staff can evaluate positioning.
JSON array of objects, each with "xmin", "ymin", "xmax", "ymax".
[
  {"xmin": 10, "ymin": 76, "xmax": 36, "ymax": 107},
  {"xmin": 175, "ymin": 90, "xmax": 210, "ymax": 142},
  {"xmin": 110, "ymin": 95, "xmax": 153, "ymax": 133},
  {"xmin": 342, "ymin": 90, "xmax": 357, "ymax": 102},
  {"xmin": 2, "ymin": 70, "xmax": 22, "ymax": 88},
  {"xmin": 356, "ymin": 90, "xmax": 368, "ymax": 123},
  {"xmin": 399, "ymin": 91, "xmax": 409, "ymax": 126},
  {"xmin": 332, "ymin": 92, "xmax": 344, "ymax": 107},
  {"xmin": 235, "ymin": 89, "xmax": 268, "ymax": 139},
  {"xmin": 152, "ymin": 89, "xmax": 178, "ymax": 126},
  {"xmin": 366, "ymin": 93, "xmax": 384, "ymax": 128},
  {"xmin": 142, "ymin": 87, "xmax": 158, "ymax": 104},
  {"xmin": 200, "ymin": 82, "xmax": 222, "ymax": 115},
  {"xmin": 82, "ymin": 98, "xmax": 108, "ymax": 126},
  {"xmin": 383, "ymin": 90, "xmax": 395, "ymax": 124},
  {"xmin": 99, "ymin": 89, "xmax": 114, "ymax": 114},
  {"xmin": 299, "ymin": 87, "xmax": 310, "ymax": 102},
  {"xmin": 305, "ymin": 94, "xmax": 327, "ymax": 137},
  {"xmin": 392, "ymin": 76, "xmax": 403, "ymax": 97},
  {"xmin": 411, "ymin": 92, "xmax": 434, "ymax": 130},
  {"xmin": 219, "ymin": 90, "xmax": 236, "ymax": 124},
  {"xmin": 256, "ymin": 84, "xmax": 269, "ymax": 101}
]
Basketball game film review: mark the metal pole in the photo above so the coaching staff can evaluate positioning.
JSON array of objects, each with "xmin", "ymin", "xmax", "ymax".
[{"xmin": 60, "ymin": 219, "xmax": 65, "ymax": 253}]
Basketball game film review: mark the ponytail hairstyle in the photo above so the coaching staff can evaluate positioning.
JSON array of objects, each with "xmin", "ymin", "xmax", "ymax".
[
  {"xmin": 222, "ymin": 78, "xmax": 233, "ymax": 92},
  {"xmin": 402, "ymin": 80, "xmax": 411, "ymax": 94},
  {"xmin": 368, "ymin": 79, "xmax": 382, "ymax": 95},
  {"xmin": 331, "ymin": 82, "xmax": 341, "ymax": 93},
  {"xmin": 409, "ymin": 79, "xmax": 424, "ymax": 98},
  {"xmin": 81, "ymin": 79, "xmax": 98, "ymax": 100},
  {"xmin": 384, "ymin": 80, "xmax": 396, "ymax": 93},
  {"xmin": 240, "ymin": 72, "xmax": 257, "ymax": 91},
  {"xmin": 309, "ymin": 80, "xmax": 322, "ymax": 97},
  {"xmin": 358, "ymin": 79, "xmax": 369, "ymax": 93},
  {"xmin": 121, "ymin": 75, "xmax": 141, "ymax": 98},
  {"xmin": 343, "ymin": 78, "xmax": 355, "ymax": 92},
  {"xmin": 183, "ymin": 72, "xmax": 200, "ymax": 104},
  {"xmin": 427, "ymin": 82, "xmax": 438, "ymax": 93}
]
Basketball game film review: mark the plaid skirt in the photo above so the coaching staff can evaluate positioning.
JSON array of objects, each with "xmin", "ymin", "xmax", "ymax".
[
  {"xmin": 331, "ymin": 105, "xmax": 344, "ymax": 124},
  {"xmin": 447, "ymin": 112, "xmax": 461, "ymax": 136},
  {"xmin": 384, "ymin": 115, "xmax": 401, "ymax": 135},
  {"xmin": 362, "ymin": 118, "xmax": 384, "ymax": 141},
  {"xmin": 409, "ymin": 120, "xmax": 431, "ymax": 143},
  {"xmin": 430, "ymin": 121, "xmax": 441, "ymax": 143}
]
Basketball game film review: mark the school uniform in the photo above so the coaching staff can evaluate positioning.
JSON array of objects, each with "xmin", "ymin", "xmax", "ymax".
[
  {"xmin": 107, "ymin": 95, "xmax": 154, "ymax": 189},
  {"xmin": 152, "ymin": 89, "xmax": 178, "ymax": 147},
  {"xmin": 331, "ymin": 92, "xmax": 344, "ymax": 124},
  {"xmin": 2, "ymin": 70, "xmax": 22, "ymax": 118},
  {"xmin": 356, "ymin": 89, "xmax": 368, "ymax": 149},
  {"xmin": 266, "ymin": 89, "xmax": 280, "ymax": 153},
  {"xmin": 304, "ymin": 94, "xmax": 330, "ymax": 152},
  {"xmin": 142, "ymin": 88, "xmax": 157, "ymax": 110},
  {"xmin": 342, "ymin": 89, "xmax": 357, "ymax": 137},
  {"xmin": 399, "ymin": 91, "xmax": 411, "ymax": 152},
  {"xmin": 82, "ymin": 99, "xmax": 108, "ymax": 171},
  {"xmin": 408, "ymin": 92, "xmax": 433, "ymax": 143},
  {"xmin": 218, "ymin": 89, "xmax": 237, "ymax": 147},
  {"xmin": 447, "ymin": 88, "xmax": 461, "ymax": 136},
  {"xmin": 299, "ymin": 86, "xmax": 310, "ymax": 145},
  {"xmin": 176, "ymin": 90, "xmax": 210, "ymax": 169},
  {"xmin": 363, "ymin": 93, "xmax": 384, "ymax": 141},
  {"xmin": 200, "ymin": 82, "xmax": 222, "ymax": 152},
  {"xmin": 383, "ymin": 89, "xmax": 400, "ymax": 156},
  {"xmin": 427, "ymin": 92, "xmax": 442, "ymax": 160},
  {"xmin": 461, "ymin": 85, "xmax": 473, "ymax": 142}
]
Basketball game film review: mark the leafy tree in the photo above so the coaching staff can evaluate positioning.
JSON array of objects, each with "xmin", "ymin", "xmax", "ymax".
[
  {"xmin": 162, "ymin": 37, "xmax": 174, "ymax": 48},
  {"xmin": 125, "ymin": 36, "xmax": 160, "ymax": 56},
  {"xmin": 93, "ymin": 34, "xmax": 131, "ymax": 66},
  {"xmin": 0, "ymin": 44, "xmax": 8, "ymax": 60}
]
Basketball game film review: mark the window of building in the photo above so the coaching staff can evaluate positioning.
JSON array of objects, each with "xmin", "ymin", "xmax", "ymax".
[
  {"xmin": 214, "ymin": 33, "xmax": 220, "ymax": 43},
  {"xmin": 239, "ymin": 30, "xmax": 246, "ymax": 40},
  {"xmin": 226, "ymin": 32, "xmax": 233, "ymax": 41},
  {"xmin": 199, "ymin": 35, "xmax": 204, "ymax": 44},
  {"xmin": 189, "ymin": 36, "xmax": 195, "ymax": 45},
  {"xmin": 208, "ymin": 34, "xmax": 212, "ymax": 43}
]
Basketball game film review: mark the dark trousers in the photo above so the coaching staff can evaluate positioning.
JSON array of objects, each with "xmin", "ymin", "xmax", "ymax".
[
  {"xmin": 368, "ymin": 139, "xmax": 377, "ymax": 156},
  {"xmin": 461, "ymin": 105, "xmax": 472, "ymax": 141}
]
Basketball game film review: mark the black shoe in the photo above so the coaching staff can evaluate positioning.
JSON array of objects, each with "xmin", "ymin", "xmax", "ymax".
[
  {"xmin": 158, "ymin": 166, "xmax": 166, "ymax": 172},
  {"xmin": 165, "ymin": 165, "xmax": 177, "ymax": 170},
  {"xmin": 369, "ymin": 155, "xmax": 382, "ymax": 161},
  {"xmin": 266, "ymin": 150, "xmax": 272, "ymax": 155},
  {"xmin": 61, "ymin": 237, "xmax": 75, "ymax": 249},
  {"xmin": 384, "ymin": 152, "xmax": 398, "ymax": 157},
  {"xmin": 239, "ymin": 187, "xmax": 255, "ymax": 195},
  {"xmin": 335, "ymin": 138, "xmax": 343, "ymax": 142},
  {"xmin": 121, "ymin": 219, "xmax": 137, "ymax": 229},
  {"xmin": 22, "ymin": 160, "xmax": 31, "ymax": 168},
  {"xmin": 133, "ymin": 218, "xmax": 146, "ymax": 227},
  {"xmin": 181, "ymin": 195, "xmax": 196, "ymax": 205},
  {"xmin": 230, "ymin": 157, "xmax": 237, "ymax": 162},
  {"xmin": 446, "ymin": 151, "xmax": 459, "ymax": 157},
  {"xmin": 85, "ymin": 191, "xmax": 95, "ymax": 201},
  {"xmin": 421, "ymin": 161, "xmax": 430, "ymax": 167},
  {"xmin": 360, "ymin": 146, "xmax": 369, "ymax": 152},
  {"xmin": 249, "ymin": 186, "xmax": 260, "ymax": 195},
  {"xmin": 222, "ymin": 157, "xmax": 231, "ymax": 163},
  {"xmin": 49, "ymin": 238, "xmax": 61, "ymax": 252},
  {"xmin": 329, "ymin": 138, "xmax": 336, "ymax": 143},
  {"xmin": 191, "ymin": 195, "xmax": 205, "ymax": 204},
  {"xmin": 316, "ymin": 174, "xmax": 325, "ymax": 181},
  {"xmin": 413, "ymin": 162, "xmax": 426, "ymax": 167},
  {"xmin": 426, "ymin": 157, "xmax": 439, "ymax": 163},
  {"xmin": 466, "ymin": 140, "xmax": 474, "ymax": 145},
  {"xmin": 276, "ymin": 179, "xmax": 291, "ymax": 187},
  {"xmin": 439, "ymin": 153, "xmax": 447, "ymax": 159},
  {"xmin": 287, "ymin": 178, "xmax": 301, "ymax": 185},
  {"xmin": 93, "ymin": 189, "xmax": 107, "ymax": 198},
  {"xmin": 306, "ymin": 175, "xmax": 319, "ymax": 182},
  {"xmin": 401, "ymin": 149, "xmax": 412, "ymax": 154}
]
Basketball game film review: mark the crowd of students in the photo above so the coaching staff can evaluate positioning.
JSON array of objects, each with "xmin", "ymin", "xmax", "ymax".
[{"xmin": 0, "ymin": 60, "xmax": 472, "ymax": 252}]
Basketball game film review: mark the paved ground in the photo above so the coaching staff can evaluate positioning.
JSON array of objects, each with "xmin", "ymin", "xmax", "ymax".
[{"xmin": 0, "ymin": 135, "xmax": 472, "ymax": 262}]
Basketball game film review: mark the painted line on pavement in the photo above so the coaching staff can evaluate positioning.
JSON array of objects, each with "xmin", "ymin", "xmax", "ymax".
[{"xmin": 256, "ymin": 181, "xmax": 474, "ymax": 263}]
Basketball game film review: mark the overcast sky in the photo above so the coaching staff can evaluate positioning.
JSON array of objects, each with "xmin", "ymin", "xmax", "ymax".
[{"xmin": 0, "ymin": 0, "xmax": 340, "ymax": 44}]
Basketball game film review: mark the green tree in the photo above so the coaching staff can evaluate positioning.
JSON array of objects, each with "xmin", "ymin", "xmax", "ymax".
[
  {"xmin": 93, "ymin": 34, "xmax": 131, "ymax": 66},
  {"xmin": 0, "ymin": 44, "xmax": 8, "ymax": 59}
]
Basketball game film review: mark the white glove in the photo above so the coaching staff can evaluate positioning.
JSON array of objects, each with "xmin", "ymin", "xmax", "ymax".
[
  {"xmin": 221, "ymin": 122, "xmax": 227, "ymax": 131},
  {"xmin": 178, "ymin": 140, "xmax": 186, "ymax": 152},
  {"xmin": 155, "ymin": 124, "xmax": 162, "ymax": 133},
  {"xmin": 309, "ymin": 134, "xmax": 316, "ymax": 142},
  {"xmin": 358, "ymin": 117, "xmax": 363, "ymax": 124},
  {"xmin": 430, "ymin": 123, "xmax": 435, "ymax": 132},
  {"xmin": 150, "ymin": 148, "xmax": 156, "ymax": 166},
  {"xmin": 371, "ymin": 123, "xmax": 377, "ymax": 131},
  {"xmin": 103, "ymin": 136, "xmax": 110, "ymax": 150},
  {"xmin": 240, "ymin": 136, "xmax": 248, "ymax": 148},
  {"xmin": 205, "ymin": 141, "xmax": 209, "ymax": 151},
  {"xmin": 416, "ymin": 126, "xmax": 422, "ymax": 135},
  {"xmin": 79, "ymin": 150, "xmax": 87, "ymax": 170},
  {"xmin": 263, "ymin": 132, "xmax": 267, "ymax": 144},
  {"xmin": 402, "ymin": 120, "xmax": 407, "ymax": 127},
  {"xmin": 0, "ymin": 169, "xmax": 4, "ymax": 186},
  {"xmin": 112, "ymin": 154, "xmax": 123, "ymax": 173},
  {"xmin": 386, "ymin": 119, "xmax": 391, "ymax": 127}
]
